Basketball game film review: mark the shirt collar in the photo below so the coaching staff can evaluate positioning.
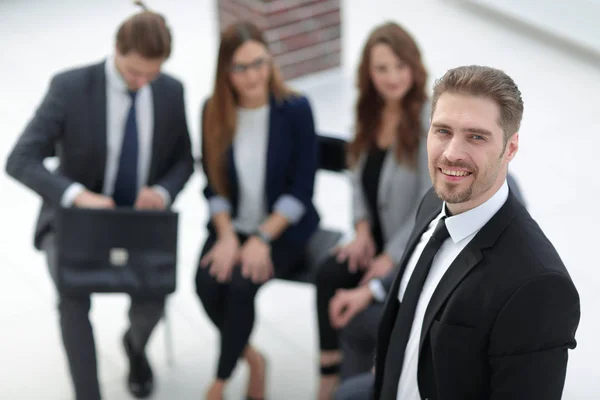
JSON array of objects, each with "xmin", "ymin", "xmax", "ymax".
[
  {"xmin": 441, "ymin": 179, "xmax": 509, "ymax": 244},
  {"xmin": 105, "ymin": 54, "xmax": 129, "ymax": 93}
]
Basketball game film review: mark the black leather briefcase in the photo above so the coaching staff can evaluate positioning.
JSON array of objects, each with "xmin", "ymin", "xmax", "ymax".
[{"xmin": 54, "ymin": 207, "xmax": 178, "ymax": 297}]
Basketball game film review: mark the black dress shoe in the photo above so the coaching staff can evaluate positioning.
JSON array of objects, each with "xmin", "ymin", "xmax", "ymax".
[{"xmin": 123, "ymin": 332, "xmax": 154, "ymax": 398}]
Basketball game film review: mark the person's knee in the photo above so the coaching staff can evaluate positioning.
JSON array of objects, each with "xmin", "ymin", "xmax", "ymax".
[
  {"xmin": 195, "ymin": 263, "xmax": 215, "ymax": 297},
  {"xmin": 315, "ymin": 255, "xmax": 344, "ymax": 290},
  {"xmin": 130, "ymin": 296, "xmax": 165, "ymax": 318},
  {"xmin": 228, "ymin": 269, "xmax": 260, "ymax": 303},
  {"xmin": 340, "ymin": 305, "xmax": 380, "ymax": 351},
  {"xmin": 334, "ymin": 373, "xmax": 374, "ymax": 400},
  {"xmin": 58, "ymin": 294, "xmax": 91, "ymax": 317},
  {"xmin": 195, "ymin": 235, "xmax": 219, "ymax": 293},
  {"xmin": 340, "ymin": 314, "xmax": 364, "ymax": 349}
]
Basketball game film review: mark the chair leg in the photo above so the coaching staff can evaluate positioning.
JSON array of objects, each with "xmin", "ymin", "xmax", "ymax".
[{"xmin": 163, "ymin": 300, "xmax": 174, "ymax": 367}]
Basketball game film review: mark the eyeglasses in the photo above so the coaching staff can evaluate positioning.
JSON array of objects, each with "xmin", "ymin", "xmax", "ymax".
[{"xmin": 230, "ymin": 57, "xmax": 269, "ymax": 74}]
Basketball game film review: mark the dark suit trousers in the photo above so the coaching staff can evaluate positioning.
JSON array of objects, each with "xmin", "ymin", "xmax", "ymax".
[
  {"xmin": 339, "ymin": 303, "xmax": 382, "ymax": 378},
  {"xmin": 316, "ymin": 255, "xmax": 383, "ymax": 378},
  {"xmin": 315, "ymin": 255, "xmax": 363, "ymax": 353},
  {"xmin": 195, "ymin": 232, "xmax": 305, "ymax": 380},
  {"xmin": 335, "ymin": 372, "xmax": 374, "ymax": 400},
  {"xmin": 335, "ymin": 304, "xmax": 380, "ymax": 400},
  {"xmin": 42, "ymin": 234, "xmax": 165, "ymax": 400}
]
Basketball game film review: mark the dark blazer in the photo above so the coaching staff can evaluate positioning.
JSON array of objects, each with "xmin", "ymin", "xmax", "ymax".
[
  {"xmin": 201, "ymin": 94, "xmax": 320, "ymax": 244},
  {"xmin": 5, "ymin": 61, "xmax": 194, "ymax": 250},
  {"xmin": 373, "ymin": 187, "xmax": 580, "ymax": 400}
]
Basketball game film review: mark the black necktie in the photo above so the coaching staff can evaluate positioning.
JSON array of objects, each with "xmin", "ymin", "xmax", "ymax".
[
  {"xmin": 113, "ymin": 90, "xmax": 138, "ymax": 207},
  {"xmin": 380, "ymin": 217, "xmax": 450, "ymax": 398}
]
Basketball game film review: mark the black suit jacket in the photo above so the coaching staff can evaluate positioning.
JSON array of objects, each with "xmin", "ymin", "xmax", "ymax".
[
  {"xmin": 373, "ymin": 187, "xmax": 580, "ymax": 400},
  {"xmin": 379, "ymin": 173, "xmax": 527, "ymax": 294},
  {"xmin": 5, "ymin": 61, "xmax": 194, "ymax": 249}
]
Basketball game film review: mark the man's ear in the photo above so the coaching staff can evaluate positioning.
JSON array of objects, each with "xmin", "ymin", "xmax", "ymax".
[{"xmin": 505, "ymin": 132, "xmax": 519, "ymax": 162}]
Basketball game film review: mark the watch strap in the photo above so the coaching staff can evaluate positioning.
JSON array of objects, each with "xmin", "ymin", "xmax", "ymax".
[{"xmin": 252, "ymin": 229, "xmax": 272, "ymax": 244}]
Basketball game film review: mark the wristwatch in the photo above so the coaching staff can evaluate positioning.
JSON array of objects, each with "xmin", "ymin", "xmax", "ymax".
[
  {"xmin": 252, "ymin": 229, "xmax": 272, "ymax": 245},
  {"xmin": 368, "ymin": 278, "xmax": 387, "ymax": 302}
]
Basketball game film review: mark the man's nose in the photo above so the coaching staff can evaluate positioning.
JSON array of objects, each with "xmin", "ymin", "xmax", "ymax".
[{"xmin": 443, "ymin": 137, "xmax": 466, "ymax": 162}]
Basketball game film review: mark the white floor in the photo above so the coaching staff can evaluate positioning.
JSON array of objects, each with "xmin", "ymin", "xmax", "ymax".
[{"xmin": 0, "ymin": 0, "xmax": 598, "ymax": 399}]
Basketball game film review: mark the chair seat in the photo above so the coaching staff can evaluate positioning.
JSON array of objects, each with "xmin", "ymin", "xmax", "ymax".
[{"xmin": 282, "ymin": 228, "xmax": 343, "ymax": 283}]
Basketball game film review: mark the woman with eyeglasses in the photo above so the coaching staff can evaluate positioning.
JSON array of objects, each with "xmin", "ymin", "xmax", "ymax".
[{"xmin": 196, "ymin": 21, "xmax": 320, "ymax": 400}]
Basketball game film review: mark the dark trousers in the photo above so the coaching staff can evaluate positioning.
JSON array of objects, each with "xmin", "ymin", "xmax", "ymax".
[
  {"xmin": 316, "ymin": 254, "xmax": 384, "ymax": 379},
  {"xmin": 195, "ymin": 232, "xmax": 305, "ymax": 380},
  {"xmin": 334, "ymin": 372, "xmax": 374, "ymax": 400},
  {"xmin": 339, "ymin": 303, "xmax": 382, "ymax": 378},
  {"xmin": 315, "ymin": 255, "xmax": 364, "ymax": 352},
  {"xmin": 42, "ymin": 234, "xmax": 165, "ymax": 400}
]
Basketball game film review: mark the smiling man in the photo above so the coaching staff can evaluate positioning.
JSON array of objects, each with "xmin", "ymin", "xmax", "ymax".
[{"xmin": 372, "ymin": 65, "xmax": 580, "ymax": 400}]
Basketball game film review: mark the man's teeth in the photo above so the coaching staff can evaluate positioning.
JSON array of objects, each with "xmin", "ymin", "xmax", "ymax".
[{"xmin": 442, "ymin": 169, "xmax": 470, "ymax": 177}]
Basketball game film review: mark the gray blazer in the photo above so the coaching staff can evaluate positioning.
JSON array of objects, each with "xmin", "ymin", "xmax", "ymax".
[
  {"xmin": 350, "ymin": 105, "xmax": 432, "ymax": 264},
  {"xmin": 5, "ymin": 61, "xmax": 194, "ymax": 250}
]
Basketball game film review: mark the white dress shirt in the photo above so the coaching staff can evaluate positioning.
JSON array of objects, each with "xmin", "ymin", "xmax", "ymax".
[
  {"xmin": 60, "ymin": 55, "xmax": 169, "ymax": 207},
  {"xmin": 396, "ymin": 180, "xmax": 509, "ymax": 400},
  {"xmin": 232, "ymin": 104, "xmax": 270, "ymax": 234}
]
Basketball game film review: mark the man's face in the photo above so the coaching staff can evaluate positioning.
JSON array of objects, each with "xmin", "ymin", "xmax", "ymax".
[
  {"xmin": 115, "ymin": 50, "xmax": 164, "ymax": 91},
  {"xmin": 427, "ymin": 92, "xmax": 518, "ymax": 213}
]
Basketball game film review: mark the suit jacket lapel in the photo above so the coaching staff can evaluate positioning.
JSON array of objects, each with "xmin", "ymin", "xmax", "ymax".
[
  {"xmin": 148, "ymin": 77, "xmax": 167, "ymax": 182},
  {"xmin": 389, "ymin": 202, "xmax": 441, "ymax": 301},
  {"xmin": 377, "ymin": 192, "xmax": 441, "ymax": 357},
  {"xmin": 418, "ymin": 193, "xmax": 520, "ymax": 353},
  {"xmin": 265, "ymin": 96, "xmax": 282, "ymax": 205},
  {"xmin": 418, "ymin": 247, "xmax": 482, "ymax": 354},
  {"xmin": 90, "ymin": 62, "xmax": 107, "ymax": 190},
  {"xmin": 375, "ymin": 190, "xmax": 442, "ymax": 394},
  {"xmin": 377, "ymin": 149, "xmax": 395, "ymax": 207}
]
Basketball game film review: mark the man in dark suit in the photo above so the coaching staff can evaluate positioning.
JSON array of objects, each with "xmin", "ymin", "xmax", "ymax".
[
  {"xmin": 328, "ymin": 173, "xmax": 527, "ymax": 400},
  {"xmin": 368, "ymin": 65, "xmax": 580, "ymax": 400},
  {"xmin": 5, "ymin": 4, "xmax": 193, "ymax": 399}
]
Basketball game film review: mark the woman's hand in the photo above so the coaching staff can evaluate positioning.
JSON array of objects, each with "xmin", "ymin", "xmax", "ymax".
[
  {"xmin": 200, "ymin": 233, "xmax": 240, "ymax": 283},
  {"xmin": 359, "ymin": 253, "xmax": 395, "ymax": 285},
  {"xmin": 335, "ymin": 230, "xmax": 376, "ymax": 273},
  {"xmin": 240, "ymin": 236, "xmax": 274, "ymax": 284}
]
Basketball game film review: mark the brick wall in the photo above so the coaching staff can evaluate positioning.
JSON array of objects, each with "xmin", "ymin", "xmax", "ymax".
[{"xmin": 216, "ymin": 0, "xmax": 341, "ymax": 80}]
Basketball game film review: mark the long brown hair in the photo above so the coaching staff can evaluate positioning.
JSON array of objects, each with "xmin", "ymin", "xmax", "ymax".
[
  {"xmin": 203, "ymin": 21, "xmax": 293, "ymax": 197},
  {"xmin": 348, "ymin": 22, "xmax": 428, "ymax": 167}
]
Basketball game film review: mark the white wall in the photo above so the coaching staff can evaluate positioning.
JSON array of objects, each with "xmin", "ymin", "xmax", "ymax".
[{"xmin": 466, "ymin": 0, "xmax": 600, "ymax": 56}]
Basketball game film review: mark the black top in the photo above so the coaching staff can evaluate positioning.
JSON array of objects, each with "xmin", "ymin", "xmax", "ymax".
[{"xmin": 361, "ymin": 146, "xmax": 388, "ymax": 254}]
